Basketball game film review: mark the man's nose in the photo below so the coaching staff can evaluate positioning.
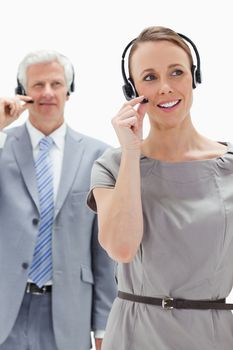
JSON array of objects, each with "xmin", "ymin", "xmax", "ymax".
[{"xmin": 42, "ymin": 84, "xmax": 54, "ymax": 96}]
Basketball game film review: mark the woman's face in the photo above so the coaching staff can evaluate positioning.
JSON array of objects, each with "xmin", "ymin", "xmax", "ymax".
[{"xmin": 130, "ymin": 40, "xmax": 193, "ymax": 131}]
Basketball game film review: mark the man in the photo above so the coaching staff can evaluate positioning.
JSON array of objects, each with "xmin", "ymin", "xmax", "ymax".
[{"xmin": 0, "ymin": 50, "xmax": 117, "ymax": 350}]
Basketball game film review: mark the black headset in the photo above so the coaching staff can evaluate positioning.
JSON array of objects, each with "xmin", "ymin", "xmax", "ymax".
[
  {"xmin": 15, "ymin": 65, "xmax": 75, "ymax": 96},
  {"xmin": 121, "ymin": 32, "xmax": 202, "ymax": 101}
]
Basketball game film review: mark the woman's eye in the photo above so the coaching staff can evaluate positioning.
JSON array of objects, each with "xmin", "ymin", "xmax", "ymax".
[
  {"xmin": 171, "ymin": 69, "xmax": 183, "ymax": 76},
  {"xmin": 144, "ymin": 74, "xmax": 156, "ymax": 81}
]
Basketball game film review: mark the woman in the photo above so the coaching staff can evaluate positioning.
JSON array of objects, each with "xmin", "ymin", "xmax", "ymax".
[{"xmin": 87, "ymin": 26, "xmax": 233, "ymax": 349}]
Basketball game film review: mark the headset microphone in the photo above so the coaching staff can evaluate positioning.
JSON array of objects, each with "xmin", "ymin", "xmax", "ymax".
[{"xmin": 121, "ymin": 32, "xmax": 202, "ymax": 101}]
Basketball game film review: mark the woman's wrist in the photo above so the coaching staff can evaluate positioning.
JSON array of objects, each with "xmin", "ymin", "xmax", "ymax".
[{"xmin": 121, "ymin": 147, "xmax": 141, "ymax": 157}]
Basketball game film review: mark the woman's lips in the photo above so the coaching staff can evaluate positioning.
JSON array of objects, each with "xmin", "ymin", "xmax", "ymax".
[{"xmin": 157, "ymin": 99, "xmax": 181, "ymax": 110}]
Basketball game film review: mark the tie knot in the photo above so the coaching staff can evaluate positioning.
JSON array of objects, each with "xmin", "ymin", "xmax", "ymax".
[{"xmin": 39, "ymin": 136, "xmax": 53, "ymax": 151}]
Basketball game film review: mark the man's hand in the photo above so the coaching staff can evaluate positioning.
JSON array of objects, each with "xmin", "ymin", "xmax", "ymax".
[{"xmin": 0, "ymin": 95, "xmax": 33, "ymax": 129}]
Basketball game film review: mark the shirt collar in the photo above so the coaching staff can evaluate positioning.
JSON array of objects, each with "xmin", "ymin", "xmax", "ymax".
[{"xmin": 26, "ymin": 119, "xmax": 67, "ymax": 150}]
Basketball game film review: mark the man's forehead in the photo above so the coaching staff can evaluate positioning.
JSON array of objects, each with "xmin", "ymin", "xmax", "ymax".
[{"xmin": 26, "ymin": 61, "xmax": 65, "ymax": 79}]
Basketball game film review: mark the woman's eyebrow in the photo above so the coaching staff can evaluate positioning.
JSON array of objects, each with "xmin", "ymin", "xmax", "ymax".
[{"xmin": 139, "ymin": 63, "xmax": 185, "ymax": 77}]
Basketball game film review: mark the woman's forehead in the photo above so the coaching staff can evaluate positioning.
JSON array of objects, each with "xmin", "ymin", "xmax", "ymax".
[{"xmin": 131, "ymin": 41, "xmax": 190, "ymax": 73}]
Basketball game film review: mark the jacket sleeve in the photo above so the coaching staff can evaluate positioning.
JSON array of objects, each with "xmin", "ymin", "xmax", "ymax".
[{"xmin": 91, "ymin": 214, "xmax": 117, "ymax": 331}]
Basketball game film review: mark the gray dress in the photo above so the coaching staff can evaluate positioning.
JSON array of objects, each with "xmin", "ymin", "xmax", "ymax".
[{"xmin": 87, "ymin": 143, "xmax": 233, "ymax": 349}]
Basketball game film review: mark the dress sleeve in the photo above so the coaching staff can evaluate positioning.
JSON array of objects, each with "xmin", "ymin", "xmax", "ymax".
[{"xmin": 87, "ymin": 148, "xmax": 121, "ymax": 212}]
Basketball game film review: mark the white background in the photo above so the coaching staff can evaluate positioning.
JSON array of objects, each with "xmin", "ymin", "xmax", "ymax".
[{"xmin": 1, "ymin": 0, "xmax": 233, "ymax": 346}]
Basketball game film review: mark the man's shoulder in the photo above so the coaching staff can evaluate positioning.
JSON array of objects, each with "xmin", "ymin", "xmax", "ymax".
[
  {"xmin": 2, "ymin": 124, "xmax": 27, "ymax": 145},
  {"xmin": 4, "ymin": 124, "xmax": 25, "ymax": 137}
]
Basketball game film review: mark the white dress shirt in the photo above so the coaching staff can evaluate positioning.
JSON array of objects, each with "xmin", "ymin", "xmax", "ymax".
[
  {"xmin": 26, "ymin": 119, "xmax": 66, "ymax": 202},
  {"xmin": 0, "ymin": 130, "xmax": 7, "ymax": 148}
]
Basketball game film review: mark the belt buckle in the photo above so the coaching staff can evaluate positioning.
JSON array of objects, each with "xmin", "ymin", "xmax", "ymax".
[
  {"xmin": 162, "ymin": 297, "xmax": 174, "ymax": 310},
  {"xmin": 38, "ymin": 286, "xmax": 47, "ymax": 295},
  {"xmin": 26, "ymin": 283, "xmax": 47, "ymax": 295},
  {"xmin": 32, "ymin": 286, "xmax": 47, "ymax": 295}
]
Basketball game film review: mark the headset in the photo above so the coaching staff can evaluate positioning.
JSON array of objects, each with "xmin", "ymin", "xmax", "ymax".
[
  {"xmin": 121, "ymin": 32, "xmax": 202, "ymax": 101},
  {"xmin": 15, "ymin": 65, "xmax": 75, "ymax": 96}
]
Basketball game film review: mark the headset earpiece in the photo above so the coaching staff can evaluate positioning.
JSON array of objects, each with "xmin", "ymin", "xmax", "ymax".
[
  {"xmin": 67, "ymin": 73, "xmax": 75, "ymax": 96},
  {"xmin": 191, "ymin": 64, "xmax": 202, "ymax": 89},
  {"xmin": 70, "ymin": 80, "xmax": 75, "ymax": 93},
  {"xmin": 191, "ymin": 65, "xmax": 197, "ymax": 89},
  {"xmin": 69, "ymin": 67, "xmax": 75, "ymax": 94},
  {"xmin": 195, "ymin": 66, "xmax": 202, "ymax": 85},
  {"xmin": 15, "ymin": 78, "xmax": 26, "ymax": 95},
  {"xmin": 122, "ymin": 78, "xmax": 137, "ymax": 100}
]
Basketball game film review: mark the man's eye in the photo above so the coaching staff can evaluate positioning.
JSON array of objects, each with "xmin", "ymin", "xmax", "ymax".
[
  {"xmin": 51, "ymin": 82, "xmax": 61, "ymax": 88},
  {"xmin": 171, "ymin": 69, "xmax": 183, "ymax": 76},
  {"xmin": 144, "ymin": 74, "xmax": 156, "ymax": 81}
]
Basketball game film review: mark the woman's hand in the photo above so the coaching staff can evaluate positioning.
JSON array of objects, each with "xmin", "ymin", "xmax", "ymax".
[
  {"xmin": 0, "ymin": 95, "xmax": 33, "ymax": 129},
  {"xmin": 111, "ymin": 96, "xmax": 147, "ymax": 151}
]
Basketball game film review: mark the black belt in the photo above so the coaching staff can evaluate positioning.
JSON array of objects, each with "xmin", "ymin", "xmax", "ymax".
[
  {"xmin": 118, "ymin": 291, "xmax": 233, "ymax": 310},
  {"xmin": 26, "ymin": 282, "xmax": 52, "ymax": 295}
]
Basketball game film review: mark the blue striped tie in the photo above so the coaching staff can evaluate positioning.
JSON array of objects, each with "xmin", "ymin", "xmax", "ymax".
[{"xmin": 29, "ymin": 136, "xmax": 54, "ymax": 288}]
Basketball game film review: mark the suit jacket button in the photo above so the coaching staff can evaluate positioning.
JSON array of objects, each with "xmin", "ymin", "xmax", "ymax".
[
  {"xmin": 22, "ymin": 262, "xmax": 29, "ymax": 269},
  {"xmin": 32, "ymin": 218, "xmax": 39, "ymax": 225}
]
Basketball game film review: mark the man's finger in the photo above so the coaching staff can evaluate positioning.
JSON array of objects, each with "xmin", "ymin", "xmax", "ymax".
[{"xmin": 15, "ymin": 94, "xmax": 34, "ymax": 104}]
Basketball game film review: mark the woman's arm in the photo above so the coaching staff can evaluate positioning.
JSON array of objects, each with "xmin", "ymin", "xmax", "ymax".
[{"xmin": 93, "ymin": 96, "xmax": 147, "ymax": 262}]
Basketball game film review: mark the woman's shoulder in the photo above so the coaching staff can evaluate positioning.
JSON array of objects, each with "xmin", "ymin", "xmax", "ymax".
[
  {"xmin": 215, "ymin": 141, "xmax": 233, "ymax": 172},
  {"xmin": 96, "ymin": 147, "xmax": 122, "ymax": 166}
]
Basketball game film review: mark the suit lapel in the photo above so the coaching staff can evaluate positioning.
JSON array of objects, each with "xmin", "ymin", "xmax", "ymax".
[
  {"xmin": 54, "ymin": 128, "xmax": 84, "ymax": 219},
  {"xmin": 12, "ymin": 125, "xmax": 40, "ymax": 212}
]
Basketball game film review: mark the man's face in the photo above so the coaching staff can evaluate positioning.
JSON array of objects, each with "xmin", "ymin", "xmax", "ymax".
[{"xmin": 26, "ymin": 61, "xmax": 69, "ymax": 133}]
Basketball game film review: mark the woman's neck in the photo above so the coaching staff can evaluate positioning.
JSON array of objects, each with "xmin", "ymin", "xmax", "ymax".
[{"xmin": 141, "ymin": 125, "xmax": 227, "ymax": 162}]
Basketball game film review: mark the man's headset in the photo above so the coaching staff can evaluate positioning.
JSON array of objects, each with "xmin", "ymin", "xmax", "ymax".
[
  {"xmin": 121, "ymin": 32, "xmax": 202, "ymax": 101},
  {"xmin": 15, "ymin": 66, "xmax": 75, "ymax": 96}
]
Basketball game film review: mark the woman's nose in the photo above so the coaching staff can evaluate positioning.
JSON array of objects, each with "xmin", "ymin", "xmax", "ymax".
[{"xmin": 158, "ymin": 79, "xmax": 173, "ymax": 95}]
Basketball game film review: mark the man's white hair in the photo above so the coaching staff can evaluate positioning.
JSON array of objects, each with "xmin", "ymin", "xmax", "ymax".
[{"xmin": 17, "ymin": 50, "xmax": 74, "ymax": 93}]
